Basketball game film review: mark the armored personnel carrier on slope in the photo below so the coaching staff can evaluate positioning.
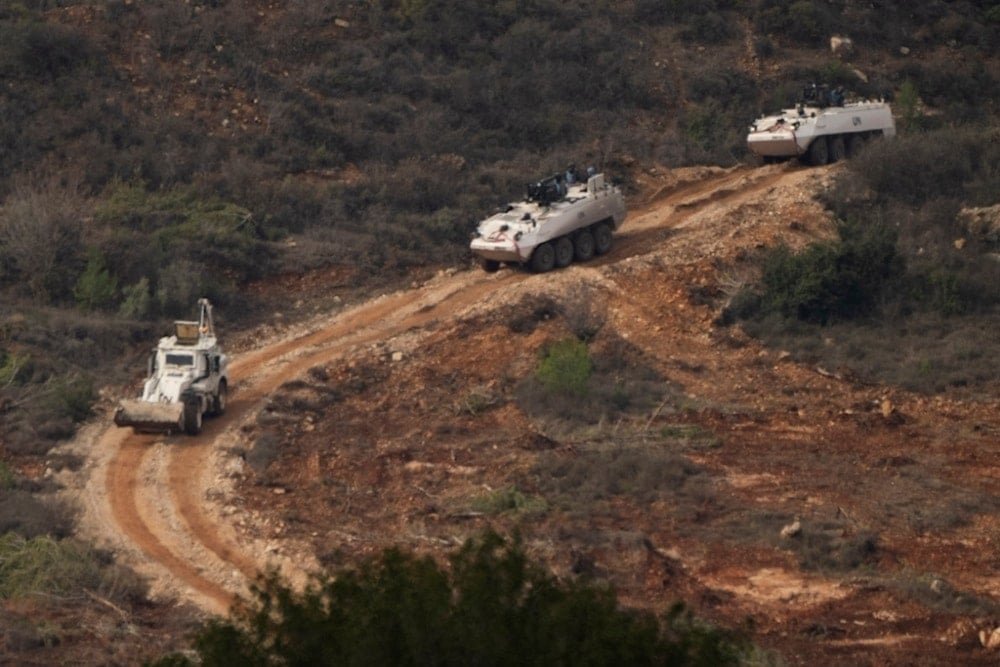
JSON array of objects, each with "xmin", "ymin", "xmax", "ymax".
[
  {"xmin": 747, "ymin": 84, "xmax": 895, "ymax": 166},
  {"xmin": 470, "ymin": 169, "xmax": 627, "ymax": 272}
]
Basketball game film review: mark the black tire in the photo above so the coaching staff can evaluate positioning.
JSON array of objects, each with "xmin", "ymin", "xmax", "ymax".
[
  {"xmin": 804, "ymin": 137, "xmax": 828, "ymax": 166},
  {"xmin": 183, "ymin": 399, "xmax": 203, "ymax": 435},
  {"xmin": 554, "ymin": 236, "xmax": 574, "ymax": 268},
  {"xmin": 212, "ymin": 380, "xmax": 227, "ymax": 416},
  {"xmin": 593, "ymin": 223, "xmax": 613, "ymax": 255},
  {"xmin": 845, "ymin": 134, "xmax": 864, "ymax": 157},
  {"xmin": 574, "ymin": 229, "xmax": 595, "ymax": 262},
  {"xmin": 481, "ymin": 259, "xmax": 501, "ymax": 273},
  {"xmin": 529, "ymin": 242, "xmax": 556, "ymax": 273},
  {"xmin": 828, "ymin": 135, "xmax": 846, "ymax": 162}
]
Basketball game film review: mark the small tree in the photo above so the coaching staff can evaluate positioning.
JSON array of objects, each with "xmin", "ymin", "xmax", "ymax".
[
  {"xmin": 73, "ymin": 248, "xmax": 118, "ymax": 312},
  {"xmin": 896, "ymin": 79, "xmax": 920, "ymax": 132},
  {"xmin": 0, "ymin": 177, "xmax": 86, "ymax": 302}
]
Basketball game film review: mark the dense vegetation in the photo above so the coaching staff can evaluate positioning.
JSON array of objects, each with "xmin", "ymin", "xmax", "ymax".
[
  {"xmin": 153, "ymin": 532, "xmax": 745, "ymax": 666},
  {"xmin": 727, "ymin": 128, "xmax": 1000, "ymax": 392}
]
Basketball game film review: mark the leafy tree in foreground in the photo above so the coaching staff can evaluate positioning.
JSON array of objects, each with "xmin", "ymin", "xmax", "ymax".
[{"xmin": 154, "ymin": 532, "xmax": 743, "ymax": 666}]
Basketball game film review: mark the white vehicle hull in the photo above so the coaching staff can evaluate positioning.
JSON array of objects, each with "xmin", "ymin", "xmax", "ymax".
[
  {"xmin": 470, "ymin": 172, "xmax": 626, "ymax": 270},
  {"xmin": 747, "ymin": 100, "xmax": 895, "ymax": 163}
]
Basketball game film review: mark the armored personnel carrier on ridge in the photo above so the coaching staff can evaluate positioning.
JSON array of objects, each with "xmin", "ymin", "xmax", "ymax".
[
  {"xmin": 470, "ymin": 168, "xmax": 627, "ymax": 273},
  {"xmin": 747, "ymin": 84, "xmax": 896, "ymax": 166}
]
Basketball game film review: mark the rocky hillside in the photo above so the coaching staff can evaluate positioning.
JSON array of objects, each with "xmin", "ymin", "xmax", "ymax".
[{"xmin": 1, "ymin": 1, "xmax": 1000, "ymax": 664}]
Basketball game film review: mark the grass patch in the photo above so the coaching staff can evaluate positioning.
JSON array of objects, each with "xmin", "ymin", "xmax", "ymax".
[
  {"xmin": 469, "ymin": 486, "xmax": 548, "ymax": 516},
  {"xmin": 517, "ymin": 334, "xmax": 670, "ymax": 434},
  {"xmin": 531, "ymin": 442, "xmax": 715, "ymax": 521},
  {"xmin": 892, "ymin": 573, "xmax": 1000, "ymax": 617},
  {"xmin": 785, "ymin": 522, "xmax": 879, "ymax": 574},
  {"xmin": 0, "ymin": 533, "xmax": 146, "ymax": 604}
]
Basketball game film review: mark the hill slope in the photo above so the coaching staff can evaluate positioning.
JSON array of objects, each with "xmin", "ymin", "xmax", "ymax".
[{"xmin": 52, "ymin": 162, "xmax": 1000, "ymax": 665}]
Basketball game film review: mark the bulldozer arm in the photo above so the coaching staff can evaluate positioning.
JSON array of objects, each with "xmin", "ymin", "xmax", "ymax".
[{"xmin": 114, "ymin": 400, "xmax": 185, "ymax": 434}]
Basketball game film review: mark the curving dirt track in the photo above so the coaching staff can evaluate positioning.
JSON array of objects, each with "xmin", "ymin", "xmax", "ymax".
[{"xmin": 76, "ymin": 163, "xmax": 831, "ymax": 616}]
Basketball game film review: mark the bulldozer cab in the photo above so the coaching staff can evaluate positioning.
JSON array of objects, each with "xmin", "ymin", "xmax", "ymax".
[
  {"xmin": 174, "ymin": 321, "xmax": 201, "ymax": 344},
  {"xmin": 174, "ymin": 299, "xmax": 216, "ymax": 345}
]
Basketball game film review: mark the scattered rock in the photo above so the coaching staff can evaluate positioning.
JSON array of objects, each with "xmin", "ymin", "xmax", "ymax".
[
  {"xmin": 781, "ymin": 520, "xmax": 801, "ymax": 538},
  {"xmin": 830, "ymin": 35, "xmax": 853, "ymax": 56},
  {"xmin": 979, "ymin": 626, "xmax": 1000, "ymax": 649}
]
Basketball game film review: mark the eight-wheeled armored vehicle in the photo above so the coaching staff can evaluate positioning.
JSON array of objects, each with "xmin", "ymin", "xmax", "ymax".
[
  {"xmin": 114, "ymin": 298, "xmax": 228, "ymax": 435},
  {"xmin": 747, "ymin": 84, "xmax": 895, "ymax": 166},
  {"xmin": 470, "ymin": 169, "xmax": 627, "ymax": 272}
]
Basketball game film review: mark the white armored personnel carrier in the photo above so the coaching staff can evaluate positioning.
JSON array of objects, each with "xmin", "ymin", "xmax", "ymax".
[
  {"xmin": 747, "ymin": 84, "xmax": 895, "ymax": 165},
  {"xmin": 470, "ymin": 169, "xmax": 627, "ymax": 272}
]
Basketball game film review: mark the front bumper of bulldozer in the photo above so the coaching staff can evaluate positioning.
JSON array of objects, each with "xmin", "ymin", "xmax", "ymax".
[{"xmin": 113, "ymin": 400, "xmax": 185, "ymax": 434}]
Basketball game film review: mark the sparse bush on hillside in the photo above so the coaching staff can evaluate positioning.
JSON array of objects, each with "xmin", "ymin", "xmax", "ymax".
[
  {"xmin": 532, "ymin": 442, "xmax": 714, "ymax": 520},
  {"xmin": 16, "ymin": 21, "xmax": 97, "ymax": 79},
  {"xmin": 0, "ymin": 491, "xmax": 73, "ymax": 540},
  {"xmin": 0, "ymin": 178, "xmax": 88, "ymax": 303},
  {"xmin": 0, "ymin": 533, "xmax": 147, "ymax": 605},
  {"xmin": 536, "ymin": 338, "xmax": 592, "ymax": 397},
  {"xmin": 755, "ymin": 0, "xmax": 838, "ymax": 46}
]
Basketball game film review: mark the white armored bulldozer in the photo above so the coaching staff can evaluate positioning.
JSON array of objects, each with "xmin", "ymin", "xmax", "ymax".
[
  {"xmin": 469, "ymin": 167, "xmax": 627, "ymax": 272},
  {"xmin": 114, "ymin": 298, "xmax": 228, "ymax": 435},
  {"xmin": 747, "ymin": 84, "xmax": 895, "ymax": 166}
]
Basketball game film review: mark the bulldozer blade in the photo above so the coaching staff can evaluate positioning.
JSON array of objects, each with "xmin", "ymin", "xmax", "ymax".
[{"xmin": 114, "ymin": 400, "xmax": 184, "ymax": 434}]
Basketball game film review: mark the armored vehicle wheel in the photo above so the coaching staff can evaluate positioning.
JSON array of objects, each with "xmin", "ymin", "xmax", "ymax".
[
  {"xmin": 481, "ymin": 259, "xmax": 501, "ymax": 273},
  {"xmin": 829, "ymin": 135, "xmax": 846, "ymax": 162},
  {"xmin": 805, "ymin": 137, "xmax": 828, "ymax": 166},
  {"xmin": 845, "ymin": 134, "xmax": 864, "ymax": 157},
  {"xmin": 593, "ymin": 223, "xmax": 613, "ymax": 255},
  {"xmin": 212, "ymin": 380, "xmax": 227, "ymax": 416},
  {"xmin": 183, "ymin": 400, "xmax": 203, "ymax": 435},
  {"xmin": 574, "ymin": 229, "xmax": 595, "ymax": 261},
  {"xmin": 554, "ymin": 237, "xmax": 574, "ymax": 268},
  {"xmin": 530, "ymin": 242, "xmax": 556, "ymax": 272}
]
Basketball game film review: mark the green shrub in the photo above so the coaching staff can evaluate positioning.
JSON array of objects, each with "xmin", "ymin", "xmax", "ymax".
[
  {"xmin": 0, "ymin": 532, "xmax": 145, "ymax": 604},
  {"xmin": 0, "ymin": 461, "xmax": 15, "ymax": 490},
  {"xmin": 46, "ymin": 373, "xmax": 95, "ymax": 425},
  {"xmin": 0, "ymin": 350, "xmax": 29, "ymax": 386},
  {"xmin": 470, "ymin": 486, "xmax": 548, "ymax": 516},
  {"xmin": 18, "ymin": 22, "xmax": 96, "ymax": 79},
  {"xmin": 73, "ymin": 248, "xmax": 118, "ymax": 312},
  {"xmin": 537, "ymin": 338, "xmax": 592, "ymax": 397},
  {"xmin": 0, "ymin": 534, "xmax": 101, "ymax": 599},
  {"xmin": 118, "ymin": 277, "xmax": 153, "ymax": 319},
  {"xmin": 759, "ymin": 219, "xmax": 903, "ymax": 324},
  {"xmin": 534, "ymin": 445, "xmax": 710, "ymax": 511},
  {"xmin": 157, "ymin": 531, "xmax": 745, "ymax": 666}
]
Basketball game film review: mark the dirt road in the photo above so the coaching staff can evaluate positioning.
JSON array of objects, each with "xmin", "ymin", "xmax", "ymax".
[
  {"xmin": 69, "ymin": 162, "xmax": 1000, "ymax": 664},
  {"xmin": 72, "ymin": 164, "xmax": 781, "ymax": 614}
]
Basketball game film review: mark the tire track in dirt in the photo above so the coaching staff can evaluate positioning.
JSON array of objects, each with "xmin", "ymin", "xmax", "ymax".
[
  {"xmin": 106, "ymin": 270, "xmax": 529, "ymax": 613},
  {"xmin": 101, "ymin": 164, "xmax": 807, "ymax": 613}
]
